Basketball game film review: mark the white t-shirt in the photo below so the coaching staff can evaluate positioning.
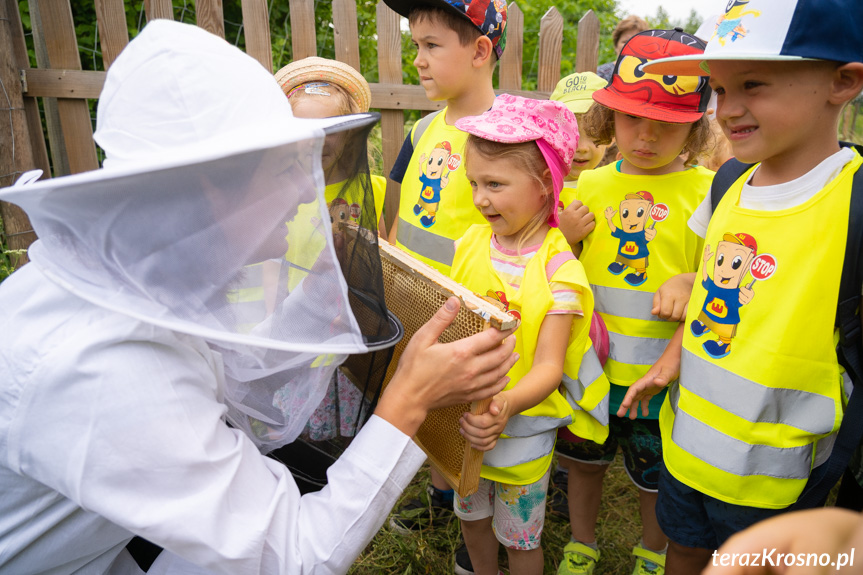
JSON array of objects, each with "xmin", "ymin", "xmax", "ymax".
[
  {"xmin": 688, "ymin": 147, "xmax": 856, "ymax": 237},
  {"xmin": 0, "ymin": 262, "xmax": 426, "ymax": 574}
]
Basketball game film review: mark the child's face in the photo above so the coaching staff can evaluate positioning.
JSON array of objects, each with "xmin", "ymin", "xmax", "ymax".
[
  {"xmin": 713, "ymin": 241, "xmax": 754, "ymax": 290},
  {"xmin": 613, "ymin": 112, "xmax": 691, "ymax": 175},
  {"xmin": 290, "ymin": 96, "xmax": 345, "ymax": 120},
  {"xmin": 709, "ymin": 60, "xmax": 838, "ymax": 176},
  {"xmin": 566, "ymin": 120, "xmax": 608, "ymax": 181},
  {"xmin": 410, "ymin": 17, "xmax": 477, "ymax": 102},
  {"xmin": 467, "ymin": 153, "xmax": 548, "ymax": 247}
]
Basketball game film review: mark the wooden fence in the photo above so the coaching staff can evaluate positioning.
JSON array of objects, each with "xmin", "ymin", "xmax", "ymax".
[{"xmin": 0, "ymin": 0, "xmax": 603, "ymax": 262}]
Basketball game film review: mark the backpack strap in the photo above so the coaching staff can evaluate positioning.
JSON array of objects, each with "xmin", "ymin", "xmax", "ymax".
[
  {"xmin": 710, "ymin": 158, "xmax": 754, "ymax": 212},
  {"xmin": 410, "ymin": 109, "xmax": 444, "ymax": 148},
  {"xmin": 793, "ymin": 142, "xmax": 863, "ymax": 509}
]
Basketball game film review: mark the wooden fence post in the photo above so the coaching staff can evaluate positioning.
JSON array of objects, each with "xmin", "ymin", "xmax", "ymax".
[
  {"xmin": 95, "ymin": 0, "xmax": 130, "ymax": 69},
  {"xmin": 376, "ymin": 0, "xmax": 403, "ymax": 236},
  {"xmin": 333, "ymin": 0, "xmax": 361, "ymax": 72},
  {"xmin": 0, "ymin": 0, "xmax": 41, "ymax": 262},
  {"xmin": 36, "ymin": 0, "xmax": 99, "ymax": 175},
  {"xmin": 242, "ymin": 0, "xmax": 273, "ymax": 72},
  {"xmin": 196, "ymin": 0, "xmax": 225, "ymax": 39},
  {"xmin": 144, "ymin": 0, "xmax": 174, "ymax": 21},
  {"xmin": 498, "ymin": 2, "xmax": 523, "ymax": 91},
  {"xmin": 575, "ymin": 10, "xmax": 599, "ymax": 74},
  {"xmin": 290, "ymin": 0, "xmax": 317, "ymax": 60},
  {"xmin": 537, "ymin": 7, "xmax": 563, "ymax": 94}
]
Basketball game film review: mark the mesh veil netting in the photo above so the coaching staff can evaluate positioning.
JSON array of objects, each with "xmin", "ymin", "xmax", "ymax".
[{"xmin": 0, "ymin": 21, "xmax": 401, "ymax": 484}]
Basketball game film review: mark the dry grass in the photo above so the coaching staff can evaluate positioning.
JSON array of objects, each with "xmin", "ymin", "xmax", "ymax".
[{"xmin": 349, "ymin": 456, "xmax": 643, "ymax": 574}]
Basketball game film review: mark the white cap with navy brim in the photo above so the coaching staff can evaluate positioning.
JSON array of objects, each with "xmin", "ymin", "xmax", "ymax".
[{"xmin": 643, "ymin": 0, "xmax": 863, "ymax": 76}]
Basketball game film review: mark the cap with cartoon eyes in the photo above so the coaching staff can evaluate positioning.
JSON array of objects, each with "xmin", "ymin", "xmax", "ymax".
[{"xmin": 592, "ymin": 28, "xmax": 711, "ymax": 124}]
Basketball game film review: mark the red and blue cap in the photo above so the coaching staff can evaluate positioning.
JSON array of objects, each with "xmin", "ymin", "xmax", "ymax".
[
  {"xmin": 383, "ymin": 0, "xmax": 507, "ymax": 58},
  {"xmin": 593, "ymin": 28, "xmax": 711, "ymax": 124}
]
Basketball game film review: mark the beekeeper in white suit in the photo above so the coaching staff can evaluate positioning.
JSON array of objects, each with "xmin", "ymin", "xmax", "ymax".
[{"xmin": 0, "ymin": 20, "xmax": 516, "ymax": 574}]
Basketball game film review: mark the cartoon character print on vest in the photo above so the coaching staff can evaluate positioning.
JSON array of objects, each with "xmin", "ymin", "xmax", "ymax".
[
  {"xmin": 605, "ymin": 191, "xmax": 669, "ymax": 287},
  {"xmin": 690, "ymin": 232, "xmax": 778, "ymax": 359},
  {"xmin": 413, "ymin": 140, "xmax": 461, "ymax": 229},
  {"xmin": 713, "ymin": 0, "xmax": 762, "ymax": 46},
  {"xmin": 480, "ymin": 289, "xmax": 522, "ymax": 321}
]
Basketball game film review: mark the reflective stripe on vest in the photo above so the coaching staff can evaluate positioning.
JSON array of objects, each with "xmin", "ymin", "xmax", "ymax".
[
  {"xmin": 667, "ymin": 381, "xmax": 811, "ymax": 480},
  {"xmin": 592, "ymin": 284, "xmax": 661, "ymax": 322},
  {"xmin": 562, "ymin": 346, "xmax": 610, "ymax": 425},
  {"xmin": 607, "ymin": 331, "xmax": 668, "ymax": 366},
  {"xmin": 683, "ymin": 349, "xmax": 837, "ymax": 435},
  {"xmin": 396, "ymin": 216, "xmax": 456, "ymax": 267},
  {"xmin": 483, "ymin": 431, "xmax": 556, "ymax": 469}
]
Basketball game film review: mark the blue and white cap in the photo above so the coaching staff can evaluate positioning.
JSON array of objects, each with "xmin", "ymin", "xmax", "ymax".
[{"xmin": 643, "ymin": 0, "xmax": 863, "ymax": 76}]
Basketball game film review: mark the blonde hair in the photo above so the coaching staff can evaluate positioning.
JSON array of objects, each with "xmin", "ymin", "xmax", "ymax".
[
  {"xmin": 583, "ymin": 103, "xmax": 712, "ymax": 168},
  {"xmin": 287, "ymin": 82, "xmax": 359, "ymax": 116},
  {"xmin": 464, "ymin": 136, "xmax": 553, "ymax": 253}
]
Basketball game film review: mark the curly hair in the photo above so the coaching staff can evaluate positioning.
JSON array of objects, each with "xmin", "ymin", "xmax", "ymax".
[{"xmin": 582, "ymin": 103, "xmax": 712, "ymax": 168}]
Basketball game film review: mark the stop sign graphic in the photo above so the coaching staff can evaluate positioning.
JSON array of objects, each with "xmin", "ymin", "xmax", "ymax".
[{"xmin": 750, "ymin": 254, "xmax": 777, "ymax": 281}]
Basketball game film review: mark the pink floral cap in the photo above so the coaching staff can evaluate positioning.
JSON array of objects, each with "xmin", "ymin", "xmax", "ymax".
[{"xmin": 455, "ymin": 94, "xmax": 578, "ymax": 227}]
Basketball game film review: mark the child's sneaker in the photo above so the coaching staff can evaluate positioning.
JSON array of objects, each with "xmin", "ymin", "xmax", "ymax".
[
  {"xmin": 557, "ymin": 541, "xmax": 599, "ymax": 575},
  {"xmin": 607, "ymin": 261, "xmax": 627, "ymax": 275},
  {"xmin": 453, "ymin": 542, "xmax": 474, "ymax": 575},
  {"xmin": 631, "ymin": 542, "xmax": 666, "ymax": 575},
  {"xmin": 388, "ymin": 485, "xmax": 454, "ymax": 534}
]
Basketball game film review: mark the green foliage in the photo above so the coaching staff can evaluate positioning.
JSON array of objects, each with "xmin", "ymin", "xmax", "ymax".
[
  {"xmin": 645, "ymin": 7, "xmax": 705, "ymax": 35},
  {"xmin": 0, "ymin": 216, "xmax": 26, "ymax": 283}
]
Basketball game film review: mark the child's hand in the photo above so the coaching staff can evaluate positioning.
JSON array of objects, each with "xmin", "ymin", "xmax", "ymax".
[
  {"xmin": 616, "ymin": 323, "xmax": 683, "ymax": 419},
  {"xmin": 616, "ymin": 364, "xmax": 676, "ymax": 420},
  {"xmin": 459, "ymin": 391, "xmax": 514, "ymax": 451},
  {"xmin": 558, "ymin": 200, "xmax": 595, "ymax": 246},
  {"xmin": 652, "ymin": 273, "xmax": 696, "ymax": 322},
  {"xmin": 604, "ymin": 206, "xmax": 616, "ymax": 222},
  {"xmin": 644, "ymin": 227, "xmax": 657, "ymax": 242},
  {"xmin": 739, "ymin": 284, "xmax": 755, "ymax": 305}
]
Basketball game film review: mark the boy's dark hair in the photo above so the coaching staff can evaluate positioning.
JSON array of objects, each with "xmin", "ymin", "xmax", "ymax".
[
  {"xmin": 409, "ymin": 6, "xmax": 482, "ymax": 49},
  {"xmin": 583, "ymin": 103, "xmax": 712, "ymax": 168}
]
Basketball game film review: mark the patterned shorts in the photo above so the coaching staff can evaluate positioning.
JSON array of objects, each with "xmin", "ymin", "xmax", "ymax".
[
  {"xmin": 454, "ymin": 468, "xmax": 551, "ymax": 550},
  {"xmin": 556, "ymin": 417, "xmax": 663, "ymax": 491}
]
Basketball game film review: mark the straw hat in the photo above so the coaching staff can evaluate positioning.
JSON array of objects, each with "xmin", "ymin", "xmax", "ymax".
[{"xmin": 275, "ymin": 57, "xmax": 372, "ymax": 113}]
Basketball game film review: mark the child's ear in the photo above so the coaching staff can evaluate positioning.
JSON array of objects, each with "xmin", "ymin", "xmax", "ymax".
[
  {"xmin": 830, "ymin": 62, "xmax": 863, "ymax": 106},
  {"xmin": 473, "ymin": 36, "xmax": 494, "ymax": 69}
]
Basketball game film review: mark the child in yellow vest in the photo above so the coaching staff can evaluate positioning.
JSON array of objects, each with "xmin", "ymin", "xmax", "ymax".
[
  {"xmin": 381, "ymin": 0, "xmax": 507, "ymax": 555},
  {"xmin": 618, "ymin": 1, "xmax": 863, "ymax": 572},
  {"xmin": 553, "ymin": 29, "xmax": 715, "ymax": 575},
  {"xmin": 450, "ymin": 94, "xmax": 609, "ymax": 575}
]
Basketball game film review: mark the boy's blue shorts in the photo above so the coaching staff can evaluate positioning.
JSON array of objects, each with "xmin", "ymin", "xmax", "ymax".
[{"xmin": 655, "ymin": 464, "xmax": 786, "ymax": 549}]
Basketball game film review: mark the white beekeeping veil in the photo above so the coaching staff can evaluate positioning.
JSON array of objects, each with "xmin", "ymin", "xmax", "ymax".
[{"xmin": 0, "ymin": 20, "xmax": 401, "ymax": 451}]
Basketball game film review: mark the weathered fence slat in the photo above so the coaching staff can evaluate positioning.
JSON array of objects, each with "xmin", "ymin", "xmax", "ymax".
[
  {"xmin": 333, "ymin": 0, "xmax": 361, "ymax": 72},
  {"xmin": 144, "ymin": 0, "xmax": 173, "ymax": 21},
  {"xmin": 575, "ymin": 10, "xmax": 599, "ymax": 74},
  {"xmin": 0, "ymin": 0, "xmax": 39, "ymax": 263},
  {"xmin": 289, "ymin": 0, "xmax": 316, "ymax": 60},
  {"xmin": 95, "ymin": 0, "xmax": 130, "ymax": 69},
  {"xmin": 242, "ymin": 0, "xmax": 273, "ymax": 73},
  {"xmin": 376, "ymin": 1, "xmax": 403, "ymax": 233},
  {"xmin": 196, "ymin": 0, "xmax": 225, "ymax": 39},
  {"xmin": 537, "ymin": 7, "xmax": 563, "ymax": 93},
  {"xmin": 498, "ymin": 2, "xmax": 523, "ymax": 91},
  {"xmin": 36, "ymin": 0, "xmax": 99, "ymax": 174}
]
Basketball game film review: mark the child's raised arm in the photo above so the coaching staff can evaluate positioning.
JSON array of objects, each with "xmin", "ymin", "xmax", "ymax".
[
  {"xmin": 558, "ymin": 200, "xmax": 595, "ymax": 249},
  {"xmin": 617, "ymin": 322, "xmax": 683, "ymax": 420},
  {"xmin": 459, "ymin": 313, "xmax": 574, "ymax": 451}
]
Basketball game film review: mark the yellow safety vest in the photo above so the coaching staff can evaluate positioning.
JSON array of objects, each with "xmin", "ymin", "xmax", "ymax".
[
  {"xmin": 661, "ymin": 154, "xmax": 861, "ymax": 508},
  {"xmin": 576, "ymin": 164, "xmax": 712, "ymax": 386},
  {"xmin": 396, "ymin": 109, "xmax": 486, "ymax": 276},
  {"xmin": 452, "ymin": 224, "xmax": 609, "ymax": 485}
]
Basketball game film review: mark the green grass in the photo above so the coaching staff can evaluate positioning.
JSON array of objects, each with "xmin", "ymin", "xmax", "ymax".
[{"xmin": 349, "ymin": 456, "xmax": 642, "ymax": 574}]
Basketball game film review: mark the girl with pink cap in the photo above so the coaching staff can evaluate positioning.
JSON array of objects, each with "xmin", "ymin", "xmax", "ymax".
[{"xmin": 449, "ymin": 94, "xmax": 610, "ymax": 575}]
